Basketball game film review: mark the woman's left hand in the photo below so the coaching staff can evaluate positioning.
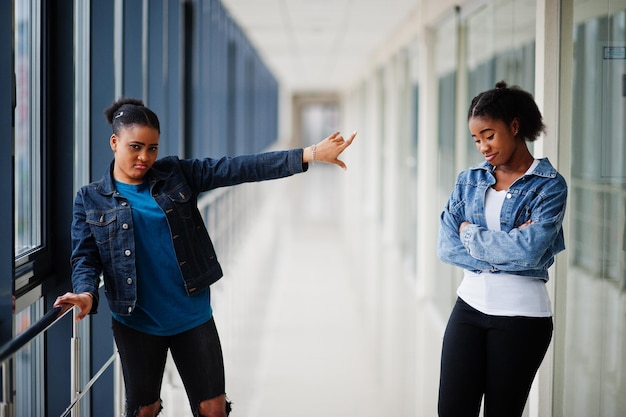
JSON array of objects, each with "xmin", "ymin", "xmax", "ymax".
[
  {"xmin": 53, "ymin": 292, "xmax": 94, "ymax": 321},
  {"xmin": 303, "ymin": 131, "xmax": 357, "ymax": 170}
]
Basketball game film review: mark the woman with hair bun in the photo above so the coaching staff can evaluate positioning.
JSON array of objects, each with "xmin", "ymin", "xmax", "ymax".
[
  {"xmin": 55, "ymin": 98, "xmax": 356, "ymax": 417},
  {"xmin": 437, "ymin": 82, "xmax": 567, "ymax": 417}
]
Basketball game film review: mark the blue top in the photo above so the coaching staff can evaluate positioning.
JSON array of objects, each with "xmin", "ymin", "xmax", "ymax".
[
  {"xmin": 437, "ymin": 157, "xmax": 567, "ymax": 281},
  {"xmin": 112, "ymin": 180, "xmax": 211, "ymax": 335}
]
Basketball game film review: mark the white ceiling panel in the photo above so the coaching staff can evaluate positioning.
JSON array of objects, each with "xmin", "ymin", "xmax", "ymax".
[{"xmin": 221, "ymin": 0, "xmax": 421, "ymax": 92}]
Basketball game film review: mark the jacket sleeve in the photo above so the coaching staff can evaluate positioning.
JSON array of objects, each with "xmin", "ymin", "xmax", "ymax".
[
  {"xmin": 460, "ymin": 178, "xmax": 567, "ymax": 271},
  {"xmin": 177, "ymin": 149, "xmax": 307, "ymax": 192},
  {"xmin": 437, "ymin": 184, "xmax": 493, "ymax": 271},
  {"xmin": 69, "ymin": 190, "xmax": 102, "ymax": 314}
]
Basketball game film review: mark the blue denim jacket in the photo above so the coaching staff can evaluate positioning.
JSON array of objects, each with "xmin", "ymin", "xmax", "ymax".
[
  {"xmin": 437, "ymin": 158, "xmax": 567, "ymax": 281},
  {"xmin": 71, "ymin": 150, "xmax": 306, "ymax": 315}
]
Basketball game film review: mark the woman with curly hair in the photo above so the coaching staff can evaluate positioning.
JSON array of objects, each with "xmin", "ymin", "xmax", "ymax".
[{"xmin": 437, "ymin": 81, "xmax": 567, "ymax": 417}]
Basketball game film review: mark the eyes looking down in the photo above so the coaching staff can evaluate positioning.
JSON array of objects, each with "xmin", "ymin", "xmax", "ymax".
[{"xmin": 469, "ymin": 116, "xmax": 522, "ymax": 166}]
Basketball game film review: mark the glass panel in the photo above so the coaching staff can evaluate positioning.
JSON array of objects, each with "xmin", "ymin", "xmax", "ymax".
[
  {"xmin": 435, "ymin": 14, "xmax": 458, "ymax": 213},
  {"xmin": 400, "ymin": 44, "xmax": 419, "ymax": 276},
  {"xmin": 15, "ymin": 300, "xmax": 44, "ymax": 417},
  {"xmin": 563, "ymin": 1, "xmax": 626, "ymax": 416},
  {"xmin": 14, "ymin": 0, "xmax": 42, "ymax": 259},
  {"xmin": 465, "ymin": 0, "xmax": 537, "ymax": 168},
  {"xmin": 434, "ymin": 13, "xmax": 459, "ymax": 314}
]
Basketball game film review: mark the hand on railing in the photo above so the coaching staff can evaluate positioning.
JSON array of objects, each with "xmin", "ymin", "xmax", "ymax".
[{"xmin": 53, "ymin": 292, "xmax": 94, "ymax": 321}]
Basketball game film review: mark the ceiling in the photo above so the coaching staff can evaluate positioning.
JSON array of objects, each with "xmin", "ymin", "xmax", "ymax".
[{"xmin": 221, "ymin": 0, "xmax": 421, "ymax": 93}]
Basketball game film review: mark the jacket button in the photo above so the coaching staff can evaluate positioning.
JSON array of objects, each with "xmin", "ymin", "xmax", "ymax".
[
  {"xmin": 122, "ymin": 223, "xmax": 129, "ymax": 230},
  {"xmin": 506, "ymin": 193, "xmax": 512, "ymax": 199},
  {"xmin": 126, "ymin": 277, "xmax": 133, "ymax": 285},
  {"xmin": 124, "ymin": 249, "xmax": 131, "ymax": 256},
  {"xmin": 127, "ymin": 306, "xmax": 133, "ymax": 313},
  {"xmin": 121, "ymin": 202, "xmax": 128, "ymax": 206}
]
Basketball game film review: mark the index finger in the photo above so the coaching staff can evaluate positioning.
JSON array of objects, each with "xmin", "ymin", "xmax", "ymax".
[{"xmin": 340, "ymin": 131, "xmax": 357, "ymax": 150}]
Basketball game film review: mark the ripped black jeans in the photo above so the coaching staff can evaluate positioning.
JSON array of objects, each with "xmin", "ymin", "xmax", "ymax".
[{"xmin": 112, "ymin": 317, "xmax": 226, "ymax": 416}]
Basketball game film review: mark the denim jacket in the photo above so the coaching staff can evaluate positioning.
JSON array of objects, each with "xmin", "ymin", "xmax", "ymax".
[
  {"xmin": 71, "ymin": 149, "xmax": 306, "ymax": 315},
  {"xmin": 437, "ymin": 158, "xmax": 567, "ymax": 281}
]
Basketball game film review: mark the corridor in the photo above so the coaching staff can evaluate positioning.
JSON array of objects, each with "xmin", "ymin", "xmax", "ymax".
[{"xmin": 160, "ymin": 164, "xmax": 403, "ymax": 417}]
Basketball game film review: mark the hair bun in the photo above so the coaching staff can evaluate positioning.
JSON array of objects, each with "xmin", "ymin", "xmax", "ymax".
[
  {"xmin": 104, "ymin": 98, "xmax": 146, "ymax": 124},
  {"xmin": 495, "ymin": 80, "xmax": 508, "ymax": 89}
]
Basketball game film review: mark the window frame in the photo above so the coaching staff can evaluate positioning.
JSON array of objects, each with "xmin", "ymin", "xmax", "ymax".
[{"xmin": 13, "ymin": 0, "xmax": 49, "ymax": 300}]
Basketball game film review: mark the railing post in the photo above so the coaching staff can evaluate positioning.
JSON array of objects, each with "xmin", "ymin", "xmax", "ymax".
[
  {"xmin": 0, "ymin": 361, "xmax": 12, "ymax": 417},
  {"xmin": 70, "ymin": 309, "xmax": 80, "ymax": 417}
]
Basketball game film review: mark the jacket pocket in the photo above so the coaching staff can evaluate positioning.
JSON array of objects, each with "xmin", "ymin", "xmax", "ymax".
[
  {"xmin": 86, "ymin": 209, "xmax": 117, "ymax": 244},
  {"xmin": 165, "ymin": 183, "xmax": 194, "ymax": 219}
]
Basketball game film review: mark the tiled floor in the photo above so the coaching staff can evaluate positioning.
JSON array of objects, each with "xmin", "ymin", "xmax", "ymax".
[{"xmin": 160, "ymin": 168, "xmax": 393, "ymax": 417}]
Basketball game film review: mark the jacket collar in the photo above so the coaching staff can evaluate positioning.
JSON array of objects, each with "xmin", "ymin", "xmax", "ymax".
[
  {"xmin": 470, "ymin": 157, "xmax": 557, "ymax": 179},
  {"xmin": 93, "ymin": 159, "xmax": 174, "ymax": 195},
  {"xmin": 92, "ymin": 160, "xmax": 117, "ymax": 196}
]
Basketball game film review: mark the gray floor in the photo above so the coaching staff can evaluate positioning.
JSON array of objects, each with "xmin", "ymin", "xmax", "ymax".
[{"xmin": 161, "ymin": 169, "xmax": 391, "ymax": 417}]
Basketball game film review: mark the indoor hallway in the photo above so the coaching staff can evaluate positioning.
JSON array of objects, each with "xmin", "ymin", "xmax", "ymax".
[{"xmin": 159, "ymin": 163, "xmax": 404, "ymax": 417}]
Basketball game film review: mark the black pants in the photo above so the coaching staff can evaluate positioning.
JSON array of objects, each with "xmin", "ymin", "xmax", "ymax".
[
  {"xmin": 438, "ymin": 297, "xmax": 553, "ymax": 417},
  {"xmin": 112, "ymin": 317, "xmax": 226, "ymax": 417}
]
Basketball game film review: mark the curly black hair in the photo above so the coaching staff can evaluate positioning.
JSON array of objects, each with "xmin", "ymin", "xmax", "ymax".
[
  {"xmin": 467, "ymin": 81, "xmax": 545, "ymax": 142},
  {"xmin": 104, "ymin": 97, "xmax": 161, "ymax": 134}
]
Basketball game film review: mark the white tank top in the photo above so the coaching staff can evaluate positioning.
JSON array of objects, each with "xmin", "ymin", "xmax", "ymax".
[{"xmin": 457, "ymin": 160, "xmax": 552, "ymax": 317}]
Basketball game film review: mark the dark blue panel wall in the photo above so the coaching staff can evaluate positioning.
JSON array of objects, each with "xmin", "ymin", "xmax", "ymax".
[
  {"xmin": 147, "ymin": 0, "xmax": 165, "ymax": 125},
  {"xmin": 123, "ymin": 0, "xmax": 144, "ymax": 100},
  {"xmin": 45, "ymin": 0, "xmax": 75, "ymax": 415},
  {"xmin": 90, "ymin": 0, "xmax": 116, "ymax": 180},
  {"xmin": 87, "ymin": 2, "xmax": 117, "ymax": 416},
  {"xmin": 181, "ymin": 0, "xmax": 278, "ymax": 159}
]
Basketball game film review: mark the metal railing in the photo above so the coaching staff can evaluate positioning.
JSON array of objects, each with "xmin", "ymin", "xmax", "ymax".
[
  {"xmin": 0, "ymin": 305, "xmax": 70, "ymax": 363},
  {"xmin": 0, "ymin": 303, "xmax": 118, "ymax": 417}
]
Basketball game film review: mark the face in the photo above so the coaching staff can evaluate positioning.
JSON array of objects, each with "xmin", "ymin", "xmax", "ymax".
[
  {"xmin": 469, "ymin": 116, "xmax": 521, "ymax": 167},
  {"xmin": 110, "ymin": 125, "xmax": 160, "ymax": 184}
]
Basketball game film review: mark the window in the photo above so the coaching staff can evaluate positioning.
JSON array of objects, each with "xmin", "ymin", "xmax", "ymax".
[
  {"xmin": 561, "ymin": 6, "xmax": 626, "ymax": 416},
  {"xmin": 14, "ymin": 0, "xmax": 42, "ymax": 262},
  {"xmin": 464, "ymin": 0, "xmax": 537, "ymax": 168}
]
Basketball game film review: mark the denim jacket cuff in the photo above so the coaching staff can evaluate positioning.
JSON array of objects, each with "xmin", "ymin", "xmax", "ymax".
[
  {"xmin": 288, "ymin": 148, "xmax": 308, "ymax": 174},
  {"xmin": 461, "ymin": 224, "xmax": 477, "ymax": 252}
]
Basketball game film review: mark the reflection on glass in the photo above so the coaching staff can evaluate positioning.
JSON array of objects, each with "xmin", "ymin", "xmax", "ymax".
[
  {"xmin": 564, "ymin": 3, "xmax": 626, "ymax": 416},
  {"xmin": 14, "ymin": 0, "xmax": 41, "ymax": 258},
  {"xmin": 465, "ymin": 0, "xmax": 537, "ymax": 168},
  {"xmin": 435, "ymin": 13, "xmax": 459, "ymax": 315},
  {"xmin": 15, "ymin": 300, "xmax": 44, "ymax": 416}
]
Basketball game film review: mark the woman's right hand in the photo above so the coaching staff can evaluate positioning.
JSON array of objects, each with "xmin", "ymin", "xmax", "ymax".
[
  {"xmin": 303, "ymin": 131, "xmax": 357, "ymax": 169},
  {"xmin": 54, "ymin": 292, "xmax": 94, "ymax": 321}
]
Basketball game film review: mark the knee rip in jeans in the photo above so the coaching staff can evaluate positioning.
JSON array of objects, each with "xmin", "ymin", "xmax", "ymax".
[
  {"xmin": 225, "ymin": 397, "xmax": 232, "ymax": 416},
  {"xmin": 197, "ymin": 396, "xmax": 232, "ymax": 417},
  {"xmin": 131, "ymin": 399, "xmax": 162, "ymax": 417}
]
